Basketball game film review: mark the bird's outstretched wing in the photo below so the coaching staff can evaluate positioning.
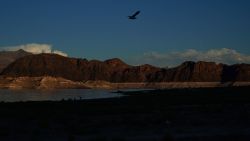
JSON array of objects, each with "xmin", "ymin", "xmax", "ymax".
[{"xmin": 132, "ymin": 11, "xmax": 140, "ymax": 17}]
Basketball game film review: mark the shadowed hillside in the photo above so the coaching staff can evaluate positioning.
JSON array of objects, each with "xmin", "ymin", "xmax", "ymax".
[
  {"xmin": 0, "ymin": 49, "xmax": 32, "ymax": 72},
  {"xmin": 1, "ymin": 53, "xmax": 250, "ymax": 82}
]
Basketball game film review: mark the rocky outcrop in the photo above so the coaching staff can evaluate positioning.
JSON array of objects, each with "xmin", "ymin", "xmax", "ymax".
[
  {"xmin": 111, "ymin": 64, "xmax": 160, "ymax": 82},
  {"xmin": 0, "ymin": 76, "xmax": 89, "ymax": 89},
  {"xmin": 104, "ymin": 58, "xmax": 130, "ymax": 69},
  {"xmin": 1, "ymin": 53, "xmax": 250, "ymax": 84},
  {"xmin": 0, "ymin": 54, "xmax": 131, "ymax": 81},
  {"xmin": 164, "ymin": 61, "xmax": 223, "ymax": 82},
  {"xmin": 1, "ymin": 54, "xmax": 160, "ymax": 82},
  {"xmin": 147, "ymin": 61, "xmax": 223, "ymax": 82},
  {"xmin": 0, "ymin": 49, "xmax": 32, "ymax": 72},
  {"xmin": 221, "ymin": 64, "xmax": 250, "ymax": 82}
]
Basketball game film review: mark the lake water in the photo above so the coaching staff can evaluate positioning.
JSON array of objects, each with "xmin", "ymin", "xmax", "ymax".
[{"xmin": 0, "ymin": 89, "xmax": 123, "ymax": 102}]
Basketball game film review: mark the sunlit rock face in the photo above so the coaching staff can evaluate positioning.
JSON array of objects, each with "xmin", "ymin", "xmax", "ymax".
[{"xmin": 0, "ymin": 76, "xmax": 89, "ymax": 89}]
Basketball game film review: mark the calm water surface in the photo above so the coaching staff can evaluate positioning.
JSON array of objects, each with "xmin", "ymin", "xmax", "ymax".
[{"xmin": 0, "ymin": 89, "xmax": 123, "ymax": 102}]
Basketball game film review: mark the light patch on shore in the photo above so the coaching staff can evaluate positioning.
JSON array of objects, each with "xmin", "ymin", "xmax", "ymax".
[{"xmin": 1, "ymin": 43, "xmax": 68, "ymax": 57}]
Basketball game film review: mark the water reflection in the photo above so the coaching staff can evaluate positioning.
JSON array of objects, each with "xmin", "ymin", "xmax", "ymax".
[{"xmin": 0, "ymin": 89, "xmax": 122, "ymax": 102}]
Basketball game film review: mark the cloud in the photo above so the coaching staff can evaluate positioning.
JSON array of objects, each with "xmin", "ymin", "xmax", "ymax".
[
  {"xmin": 1, "ymin": 43, "xmax": 68, "ymax": 57},
  {"xmin": 131, "ymin": 48, "xmax": 250, "ymax": 67},
  {"xmin": 52, "ymin": 50, "xmax": 68, "ymax": 57}
]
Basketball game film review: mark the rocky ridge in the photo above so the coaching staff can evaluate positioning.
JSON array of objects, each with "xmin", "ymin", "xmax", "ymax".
[
  {"xmin": 0, "ymin": 49, "xmax": 32, "ymax": 72},
  {"xmin": 1, "ymin": 53, "xmax": 250, "ymax": 89}
]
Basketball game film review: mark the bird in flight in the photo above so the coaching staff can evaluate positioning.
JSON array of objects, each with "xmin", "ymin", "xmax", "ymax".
[{"xmin": 128, "ymin": 10, "xmax": 140, "ymax": 20}]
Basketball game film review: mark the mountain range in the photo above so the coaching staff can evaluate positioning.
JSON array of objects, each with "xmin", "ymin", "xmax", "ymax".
[{"xmin": 1, "ymin": 50, "xmax": 250, "ymax": 83}]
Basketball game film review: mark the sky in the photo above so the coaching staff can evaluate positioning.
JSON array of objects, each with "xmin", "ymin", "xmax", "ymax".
[{"xmin": 0, "ymin": 0, "xmax": 250, "ymax": 67}]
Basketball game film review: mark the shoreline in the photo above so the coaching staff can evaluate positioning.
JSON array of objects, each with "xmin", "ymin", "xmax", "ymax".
[
  {"xmin": 0, "ymin": 87, "xmax": 250, "ymax": 141},
  {"xmin": 1, "ymin": 76, "xmax": 250, "ymax": 89}
]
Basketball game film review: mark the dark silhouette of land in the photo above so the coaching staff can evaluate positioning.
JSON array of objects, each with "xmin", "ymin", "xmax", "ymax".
[
  {"xmin": 0, "ymin": 86, "xmax": 250, "ymax": 141},
  {"xmin": 128, "ymin": 10, "xmax": 140, "ymax": 19}
]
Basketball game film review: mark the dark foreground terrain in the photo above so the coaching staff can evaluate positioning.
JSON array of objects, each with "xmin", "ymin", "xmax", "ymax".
[{"xmin": 1, "ymin": 87, "xmax": 250, "ymax": 141}]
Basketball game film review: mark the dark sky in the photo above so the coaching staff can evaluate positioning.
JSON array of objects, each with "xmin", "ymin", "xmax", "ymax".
[{"xmin": 0, "ymin": 0, "xmax": 250, "ymax": 66}]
